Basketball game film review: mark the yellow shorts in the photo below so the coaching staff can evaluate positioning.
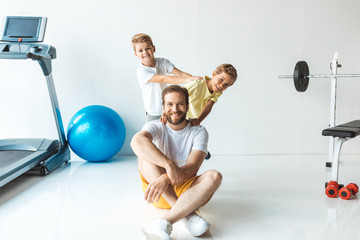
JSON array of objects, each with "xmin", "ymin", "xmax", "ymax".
[{"xmin": 140, "ymin": 172, "xmax": 198, "ymax": 209}]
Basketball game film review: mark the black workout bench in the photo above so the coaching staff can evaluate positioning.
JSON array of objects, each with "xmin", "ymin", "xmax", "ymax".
[{"xmin": 322, "ymin": 120, "xmax": 360, "ymax": 181}]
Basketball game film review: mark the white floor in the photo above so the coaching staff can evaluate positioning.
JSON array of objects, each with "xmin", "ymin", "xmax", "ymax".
[{"xmin": 1, "ymin": 154, "xmax": 360, "ymax": 240}]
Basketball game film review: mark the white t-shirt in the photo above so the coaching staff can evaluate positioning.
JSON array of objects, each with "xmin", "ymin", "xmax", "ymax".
[
  {"xmin": 142, "ymin": 121, "xmax": 208, "ymax": 167},
  {"xmin": 137, "ymin": 58, "xmax": 175, "ymax": 116}
]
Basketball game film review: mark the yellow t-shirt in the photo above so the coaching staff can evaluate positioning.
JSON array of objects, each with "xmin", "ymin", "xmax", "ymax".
[{"xmin": 184, "ymin": 76, "xmax": 222, "ymax": 119}]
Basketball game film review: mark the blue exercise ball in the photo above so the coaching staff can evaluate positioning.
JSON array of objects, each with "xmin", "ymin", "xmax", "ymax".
[{"xmin": 67, "ymin": 105, "xmax": 126, "ymax": 162}]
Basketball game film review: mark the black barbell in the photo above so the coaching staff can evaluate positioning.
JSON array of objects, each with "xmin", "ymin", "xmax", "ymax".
[{"xmin": 279, "ymin": 61, "xmax": 360, "ymax": 92}]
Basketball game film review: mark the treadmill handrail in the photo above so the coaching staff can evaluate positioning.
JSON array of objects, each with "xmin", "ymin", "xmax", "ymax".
[
  {"xmin": 0, "ymin": 43, "xmax": 56, "ymax": 75},
  {"xmin": 0, "ymin": 144, "xmax": 37, "ymax": 151},
  {"xmin": 0, "ymin": 42, "xmax": 67, "ymax": 149}
]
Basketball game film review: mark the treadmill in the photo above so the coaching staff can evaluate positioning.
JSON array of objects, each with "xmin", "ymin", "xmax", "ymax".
[{"xmin": 0, "ymin": 16, "xmax": 70, "ymax": 187}]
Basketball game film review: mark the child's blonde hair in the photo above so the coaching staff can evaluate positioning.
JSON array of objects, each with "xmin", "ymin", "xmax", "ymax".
[
  {"xmin": 214, "ymin": 64, "xmax": 238, "ymax": 82},
  {"xmin": 132, "ymin": 33, "xmax": 154, "ymax": 51}
]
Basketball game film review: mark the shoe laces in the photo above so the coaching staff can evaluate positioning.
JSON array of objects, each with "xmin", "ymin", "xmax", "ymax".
[
  {"xmin": 159, "ymin": 219, "xmax": 173, "ymax": 234},
  {"xmin": 185, "ymin": 212, "xmax": 201, "ymax": 224}
]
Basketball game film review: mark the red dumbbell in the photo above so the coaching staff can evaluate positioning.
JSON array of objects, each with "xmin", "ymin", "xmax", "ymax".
[
  {"xmin": 325, "ymin": 181, "xmax": 341, "ymax": 198},
  {"xmin": 339, "ymin": 183, "xmax": 359, "ymax": 200}
]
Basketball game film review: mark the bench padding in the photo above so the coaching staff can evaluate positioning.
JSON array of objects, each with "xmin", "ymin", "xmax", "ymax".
[{"xmin": 322, "ymin": 120, "xmax": 360, "ymax": 138}]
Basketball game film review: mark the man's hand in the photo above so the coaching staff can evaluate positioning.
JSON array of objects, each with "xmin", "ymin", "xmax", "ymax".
[
  {"xmin": 160, "ymin": 112, "xmax": 167, "ymax": 125},
  {"xmin": 144, "ymin": 174, "xmax": 171, "ymax": 203},
  {"xmin": 166, "ymin": 163, "xmax": 184, "ymax": 185}
]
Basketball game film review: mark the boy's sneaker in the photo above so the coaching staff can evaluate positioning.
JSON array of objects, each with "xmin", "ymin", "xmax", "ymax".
[
  {"xmin": 205, "ymin": 152, "xmax": 211, "ymax": 160},
  {"xmin": 182, "ymin": 212, "xmax": 209, "ymax": 236},
  {"xmin": 141, "ymin": 219, "xmax": 172, "ymax": 240}
]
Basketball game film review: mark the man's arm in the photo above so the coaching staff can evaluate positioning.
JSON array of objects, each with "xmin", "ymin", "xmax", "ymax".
[
  {"xmin": 143, "ymin": 149, "xmax": 207, "ymax": 204},
  {"xmin": 180, "ymin": 150, "xmax": 207, "ymax": 181},
  {"xmin": 130, "ymin": 130, "xmax": 184, "ymax": 185}
]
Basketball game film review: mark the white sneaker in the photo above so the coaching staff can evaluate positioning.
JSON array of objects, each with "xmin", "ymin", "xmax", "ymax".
[
  {"xmin": 141, "ymin": 219, "xmax": 172, "ymax": 240},
  {"xmin": 182, "ymin": 212, "xmax": 209, "ymax": 236}
]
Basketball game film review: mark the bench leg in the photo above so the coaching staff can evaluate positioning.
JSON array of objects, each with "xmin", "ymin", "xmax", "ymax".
[
  {"xmin": 326, "ymin": 138, "xmax": 335, "ymax": 167},
  {"xmin": 328, "ymin": 137, "xmax": 348, "ymax": 182}
]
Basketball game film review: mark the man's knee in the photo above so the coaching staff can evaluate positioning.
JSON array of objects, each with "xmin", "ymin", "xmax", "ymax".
[
  {"xmin": 139, "ymin": 159, "xmax": 166, "ymax": 183},
  {"xmin": 204, "ymin": 170, "xmax": 222, "ymax": 187}
]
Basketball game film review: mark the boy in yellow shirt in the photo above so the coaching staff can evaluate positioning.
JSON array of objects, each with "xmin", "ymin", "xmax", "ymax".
[
  {"xmin": 184, "ymin": 63, "xmax": 237, "ymax": 126},
  {"xmin": 160, "ymin": 63, "xmax": 237, "ymax": 125}
]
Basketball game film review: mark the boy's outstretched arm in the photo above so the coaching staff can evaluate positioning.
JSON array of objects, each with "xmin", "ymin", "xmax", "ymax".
[
  {"xmin": 171, "ymin": 67, "xmax": 192, "ymax": 77},
  {"xmin": 149, "ymin": 74, "xmax": 202, "ymax": 84},
  {"xmin": 190, "ymin": 100, "xmax": 215, "ymax": 126}
]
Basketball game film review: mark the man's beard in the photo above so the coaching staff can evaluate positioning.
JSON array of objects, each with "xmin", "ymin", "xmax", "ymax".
[{"xmin": 165, "ymin": 111, "xmax": 186, "ymax": 125}]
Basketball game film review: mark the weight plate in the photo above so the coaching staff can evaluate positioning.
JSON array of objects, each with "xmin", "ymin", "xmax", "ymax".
[{"xmin": 293, "ymin": 61, "xmax": 309, "ymax": 92}]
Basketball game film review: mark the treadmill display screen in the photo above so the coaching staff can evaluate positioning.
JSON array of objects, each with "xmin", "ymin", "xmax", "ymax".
[
  {"xmin": 5, "ymin": 18, "xmax": 39, "ymax": 38},
  {"xmin": 0, "ymin": 16, "xmax": 47, "ymax": 42}
]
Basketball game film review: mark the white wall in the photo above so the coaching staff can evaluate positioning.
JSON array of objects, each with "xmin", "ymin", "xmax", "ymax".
[{"xmin": 1, "ymin": 0, "xmax": 360, "ymax": 156}]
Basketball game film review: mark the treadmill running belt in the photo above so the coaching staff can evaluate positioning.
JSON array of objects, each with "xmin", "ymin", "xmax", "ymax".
[{"xmin": 0, "ymin": 150, "xmax": 34, "ymax": 169}]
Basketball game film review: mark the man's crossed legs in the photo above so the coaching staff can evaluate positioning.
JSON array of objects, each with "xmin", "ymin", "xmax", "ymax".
[
  {"xmin": 139, "ymin": 159, "xmax": 222, "ymax": 240},
  {"xmin": 139, "ymin": 159, "xmax": 222, "ymax": 239}
]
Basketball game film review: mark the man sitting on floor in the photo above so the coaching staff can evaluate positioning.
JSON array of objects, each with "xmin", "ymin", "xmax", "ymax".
[{"xmin": 131, "ymin": 85, "xmax": 223, "ymax": 239}]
